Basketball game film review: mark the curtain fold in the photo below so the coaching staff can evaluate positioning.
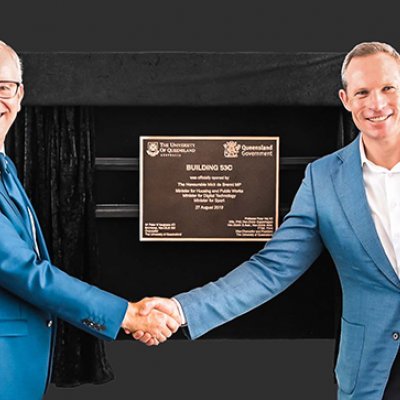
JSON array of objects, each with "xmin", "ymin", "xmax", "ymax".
[{"xmin": 6, "ymin": 106, "xmax": 114, "ymax": 387}]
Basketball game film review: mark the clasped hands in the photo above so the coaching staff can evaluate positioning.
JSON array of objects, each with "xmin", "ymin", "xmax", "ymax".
[{"xmin": 121, "ymin": 297, "xmax": 181, "ymax": 346}]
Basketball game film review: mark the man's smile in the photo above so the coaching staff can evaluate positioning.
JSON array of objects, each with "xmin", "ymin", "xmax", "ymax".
[{"xmin": 366, "ymin": 113, "xmax": 393, "ymax": 122}]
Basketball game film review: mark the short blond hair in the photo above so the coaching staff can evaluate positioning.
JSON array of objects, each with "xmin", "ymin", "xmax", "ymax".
[
  {"xmin": 0, "ymin": 40, "xmax": 23, "ymax": 81},
  {"xmin": 341, "ymin": 42, "xmax": 400, "ymax": 89}
]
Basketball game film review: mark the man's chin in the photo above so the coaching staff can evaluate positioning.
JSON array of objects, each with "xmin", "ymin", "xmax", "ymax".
[{"xmin": 362, "ymin": 128, "xmax": 398, "ymax": 142}]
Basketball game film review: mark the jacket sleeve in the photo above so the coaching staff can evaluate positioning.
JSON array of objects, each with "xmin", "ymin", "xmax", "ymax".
[
  {"xmin": 0, "ymin": 210, "xmax": 128, "ymax": 341},
  {"xmin": 175, "ymin": 163, "xmax": 323, "ymax": 339}
]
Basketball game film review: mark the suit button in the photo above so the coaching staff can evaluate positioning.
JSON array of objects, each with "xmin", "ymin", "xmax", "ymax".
[
  {"xmin": 47, "ymin": 320, "xmax": 53, "ymax": 328},
  {"xmin": 393, "ymin": 332, "xmax": 399, "ymax": 341}
]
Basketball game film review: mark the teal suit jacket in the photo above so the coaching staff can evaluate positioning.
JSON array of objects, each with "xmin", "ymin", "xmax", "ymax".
[
  {"xmin": 0, "ymin": 156, "xmax": 128, "ymax": 400},
  {"xmin": 175, "ymin": 135, "xmax": 400, "ymax": 399}
]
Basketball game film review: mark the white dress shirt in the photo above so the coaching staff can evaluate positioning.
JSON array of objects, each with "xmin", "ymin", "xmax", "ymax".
[{"xmin": 360, "ymin": 135, "xmax": 400, "ymax": 277}]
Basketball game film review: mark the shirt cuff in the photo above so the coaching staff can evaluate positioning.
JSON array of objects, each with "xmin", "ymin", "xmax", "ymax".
[{"xmin": 172, "ymin": 297, "xmax": 187, "ymax": 326}]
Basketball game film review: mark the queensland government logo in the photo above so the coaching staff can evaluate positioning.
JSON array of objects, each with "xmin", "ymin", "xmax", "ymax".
[
  {"xmin": 146, "ymin": 142, "xmax": 159, "ymax": 157},
  {"xmin": 223, "ymin": 141, "xmax": 241, "ymax": 158}
]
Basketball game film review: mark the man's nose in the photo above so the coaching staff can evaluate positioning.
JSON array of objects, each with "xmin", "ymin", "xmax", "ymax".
[{"xmin": 367, "ymin": 91, "xmax": 387, "ymax": 110}]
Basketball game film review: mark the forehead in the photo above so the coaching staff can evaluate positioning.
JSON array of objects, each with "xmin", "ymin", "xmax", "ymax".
[
  {"xmin": 0, "ymin": 46, "xmax": 20, "ymax": 81},
  {"xmin": 345, "ymin": 53, "xmax": 400, "ymax": 90}
]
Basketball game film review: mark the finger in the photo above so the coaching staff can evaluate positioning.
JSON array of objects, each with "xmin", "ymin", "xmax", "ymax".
[
  {"xmin": 139, "ymin": 332, "xmax": 153, "ymax": 344},
  {"xmin": 133, "ymin": 330, "xmax": 145, "ymax": 340},
  {"xmin": 159, "ymin": 325, "xmax": 174, "ymax": 339},
  {"xmin": 156, "ymin": 333, "xmax": 168, "ymax": 343},
  {"xmin": 166, "ymin": 316, "xmax": 180, "ymax": 333},
  {"xmin": 148, "ymin": 311, "xmax": 175, "ymax": 339},
  {"xmin": 124, "ymin": 329, "xmax": 131, "ymax": 335},
  {"xmin": 147, "ymin": 337, "xmax": 159, "ymax": 346}
]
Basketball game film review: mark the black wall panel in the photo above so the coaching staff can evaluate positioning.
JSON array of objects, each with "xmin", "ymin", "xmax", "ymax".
[{"xmin": 94, "ymin": 105, "xmax": 343, "ymax": 339}]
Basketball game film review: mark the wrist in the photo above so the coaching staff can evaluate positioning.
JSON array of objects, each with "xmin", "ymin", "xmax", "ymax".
[
  {"xmin": 121, "ymin": 302, "xmax": 138, "ymax": 330},
  {"xmin": 171, "ymin": 298, "xmax": 187, "ymax": 326}
]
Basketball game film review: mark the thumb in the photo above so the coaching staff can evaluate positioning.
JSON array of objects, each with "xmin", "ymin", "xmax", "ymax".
[
  {"xmin": 139, "ymin": 298, "xmax": 162, "ymax": 316},
  {"xmin": 153, "ymin": 301, "xmax": 177, "ymax": 317}
]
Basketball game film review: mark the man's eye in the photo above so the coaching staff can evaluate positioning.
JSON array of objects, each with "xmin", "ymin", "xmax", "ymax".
[
  {"xmin": 383, "ymin": 86, "xmax": 396, "ymax": 91},
  {"xmin": 355, "ymin": 90, "xmax": 367, "ymax": 96}
]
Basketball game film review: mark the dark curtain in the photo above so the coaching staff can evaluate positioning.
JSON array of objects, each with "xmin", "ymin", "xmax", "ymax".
[{"xmin": 6, "ymin": 106, "xmax": 114, "ymax": 387}]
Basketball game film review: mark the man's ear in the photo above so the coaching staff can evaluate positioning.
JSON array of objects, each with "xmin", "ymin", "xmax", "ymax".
[
  {"xmin": 17, "ymin": 83, "xmax": 24, "ymax": 112},
  {"xmin": 338, "ymin": 88, "xmax": 351, "ymax": 112}
]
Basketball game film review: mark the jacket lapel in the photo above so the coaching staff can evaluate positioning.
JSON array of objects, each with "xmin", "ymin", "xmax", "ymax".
[
  {"xmin": 331, "ymin": 134, "xmax": 400, "ymax": 288},
  {"xmin": 0, "ymin": 186, "xmax": 34, "ymax": 246},
  {"xmin": 3, "ymin": 155, "xmax": 50, "ymax": 260}
]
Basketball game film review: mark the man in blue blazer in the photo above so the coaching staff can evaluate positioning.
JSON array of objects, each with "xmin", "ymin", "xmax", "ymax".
[
  {"xmin": 136, "ymin": 42, "xmax": 400, "ymax": 399},
  {"xmin": 0, "ymin": 41, "xmax": 180, "ymax": 400}
]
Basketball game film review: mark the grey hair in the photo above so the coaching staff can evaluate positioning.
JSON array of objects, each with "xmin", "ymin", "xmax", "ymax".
[
  {"xmin": 0, "ymin": 40, "xmax": 23, "ymax": 81},
  {"xmin": 341, "ymin": 41, "xmax": 400, "ymax": 90}
]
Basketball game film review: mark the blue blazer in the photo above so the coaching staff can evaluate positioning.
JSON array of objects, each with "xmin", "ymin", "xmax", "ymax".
[
  {"xmin": 175, "ymin": 135, "xmax": 400, "ymax": 399},
  {"xmin": 0, "ymin": 156, "xmax": 128, "ymax": 400}
]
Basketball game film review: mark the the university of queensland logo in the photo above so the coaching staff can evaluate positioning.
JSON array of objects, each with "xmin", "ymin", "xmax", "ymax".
[
  {"xmin": 146, "ymin": 142, "xmax": 160, "ymax": 157},
  {"xmin": 223, "ymin": 141, "xmax": 241, "ymax": 158}
]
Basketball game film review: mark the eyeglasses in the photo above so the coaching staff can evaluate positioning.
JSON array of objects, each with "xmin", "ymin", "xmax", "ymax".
[{"xmin": 0, "ymin": 81, "xmax": 21, "ymax": 99}]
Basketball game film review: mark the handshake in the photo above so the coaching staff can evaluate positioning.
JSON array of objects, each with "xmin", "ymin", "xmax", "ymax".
[{"xmin": 121, "ymin": 297, "xmax": 182, "ymax": 346}]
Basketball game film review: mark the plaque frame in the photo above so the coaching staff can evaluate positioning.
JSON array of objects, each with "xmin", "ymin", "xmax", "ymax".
[{"xmin": 140, "ymin": 136, "xmax": 279, "ymax": 242}]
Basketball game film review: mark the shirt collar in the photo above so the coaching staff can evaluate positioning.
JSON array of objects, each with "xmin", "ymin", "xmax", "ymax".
[
  {"xmin": 359, "ymin": 134, "xmax": 368, "ymax": 167},
  {"xmin": 360, "ymin": 133, "xmax": 400, "ymax": 173}
]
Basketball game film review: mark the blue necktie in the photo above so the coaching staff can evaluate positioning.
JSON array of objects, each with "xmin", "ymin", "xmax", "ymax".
[{"xmin": 0, "ymin": 153, "xmax": 32, "ymax": 235}]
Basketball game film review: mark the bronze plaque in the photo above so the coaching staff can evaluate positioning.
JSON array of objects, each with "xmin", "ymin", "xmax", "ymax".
[{"xmin": 140, "ymin": 136, "xmax": 279, "ymax": 241}]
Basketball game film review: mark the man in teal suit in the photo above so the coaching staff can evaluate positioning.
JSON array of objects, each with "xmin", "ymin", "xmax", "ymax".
[
  {"xmin": 136, "ymin": 42, "xmax": 400, "ymax": 399},
  {"xmin": 0, "ymin": 41, "xmax": 180, "ymax": 400}
]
